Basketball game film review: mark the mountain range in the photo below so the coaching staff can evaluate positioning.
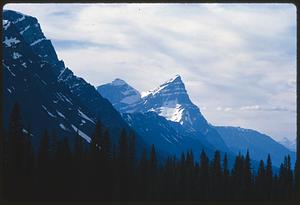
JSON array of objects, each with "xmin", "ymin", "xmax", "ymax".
[
  {"xmin": 3, "ymin": 9, "xmax": 296, "ymax": 167},
  {"xmin": 97, "ymin": 76, "xmax": 296, "ymax": 167}
]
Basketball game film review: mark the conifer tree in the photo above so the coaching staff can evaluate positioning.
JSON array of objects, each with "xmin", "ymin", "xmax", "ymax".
[
  {"xmin": 199, "ymin": 150, "xmax": 209, "ymax": 200},
  {"xmin": 137, "ymin": 148, "xmax": 148, "ymax": 200},
  {"xmin": 128, "ymin": 133, "xmax": 136, "ymax": 199},
  {"xmin": 37, "ymin": 130, "xmax": 50, "ymax": 198},
  {"xmin": 148, "ymin": 144, "xmax": 157, "ymax": 200},
  {"xmin": 223, "ymin": 153, "xmax": 230, "ymax": 200},
  {"xmin": 256, "ymin": 160, "xmax": 265, "ymax": 200},
  {"xmin": 7, "ymin": 103, "xmax": 25, "ymax": 198},
  {"xmin": 231, "ymin": 153, "xmax": 245, "ymax": 200},
  {"xmin": 265, "ymin": 154, "xmax": 273, "ymax": 199},
  {"xmin": 210, "ymin": 150, "xmax": 222, "ymax": 200},
  {"xmin": 88, "ymin": 121, "xmax": 102, "ymax": 198},
  {"xmin": 244, "ymin": 150, "xmax": 252, "ymax": 199},
  {"xmin": 117, "ymin": 128, "xmax": 129, "ymax": 200}
]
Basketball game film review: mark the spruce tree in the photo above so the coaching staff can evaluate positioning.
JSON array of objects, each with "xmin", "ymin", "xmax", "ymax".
[
  {"xmin": 223, "ymin": 153, "xmax": 230, "ymax": 200},
  {"xmin": 117, "ymin": 128, "xmax": 129, "ymax": 200},
  {"xmin": 7, "ymin": 103, "xmax": 24, "ymax": 199},
  {"xmin": 256, "ymin": 160, "xmax": 265, "ymax": 200},
  {"xmin": 128, "ymin": 133, "xmax": 136, "ymax": 199},
  {"xmin": 148, "ymin": 144, "xmax": 157, "ymax": 200},
  {"xmin": 199, "ymin": 150, "xmax": 209, "ymax": 200},
  {"xmin": 89, "ymin": 121, "xmax": 102, "ymax": 199},
  {"xmin": 137, "ymin": 148, "xmax": 148, "ymax": 200},
  {"xmin": 37, "ymin": 130, "xmax": 50, "ymax": 198},
  {"xmin": 244, "ymin": 150, "xmax": 252, "ymax": 199},
  {"xmin": 265, "ymin": 154, "xmax": 273, "ymax": 199},
  {"xmin": 210, "ymin": 150, "xmax": 222, "ymax": 200}
]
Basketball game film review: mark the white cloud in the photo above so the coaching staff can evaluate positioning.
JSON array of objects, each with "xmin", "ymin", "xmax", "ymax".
[
  {"xmin": 4, "ymin": 3, "xmax": 296, "ymax": 141},
  {"xmin": 240, "ymin": 105, "xmax": 261, "ymax": 111}
]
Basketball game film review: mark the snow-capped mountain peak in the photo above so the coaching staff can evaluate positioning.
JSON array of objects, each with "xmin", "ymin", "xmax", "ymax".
[
  {"xmin": 97, "ymin": 75, "xmax": 229, "ymax": 152},
  {"xmin": 142, "ymin": 74, "xmax": 187, "ymax": 98}
]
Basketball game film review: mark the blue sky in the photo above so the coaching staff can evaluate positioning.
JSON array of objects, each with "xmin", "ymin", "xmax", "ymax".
[{"xmin": 4, "ymin": 3, "xmax": 296, "ymax": 142}]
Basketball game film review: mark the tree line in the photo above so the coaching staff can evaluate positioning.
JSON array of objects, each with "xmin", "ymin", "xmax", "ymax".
[{"xmin": 1, "ymin": 103, "xmax": 297, "ymax": 201}]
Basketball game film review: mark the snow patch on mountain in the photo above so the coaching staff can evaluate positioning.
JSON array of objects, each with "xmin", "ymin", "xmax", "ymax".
[
  {"xmin": 42, "ymin": 105, "xmax": 56, "ymax": 118},
  {"xmin": 78, "ymin": 109, "xmax": 95, "ymax": 124},
  {"xmin": 56, "ymin": 110, "xmax": 66, "ymax": 119},
  {"xmin": 71, "ymin": 124, "xmax": 91, "ymax": 142},
  {"xmin": 59, "ymin": 123, "xmax": 69, "ymax": 131},
  {"xmin": 30, "ymin": 38, "xmax": 46, "ymax": 46},
  {"xmin": 3, "ymin": 36, "xmax": 20, "ymax": 47},
  {"xmin": 12, "ymin": 52, "xmax": 22, "ymax": 59},
  {"xmin": 155, "ymin": 103, "xmax": 184, "ymax": 122}
]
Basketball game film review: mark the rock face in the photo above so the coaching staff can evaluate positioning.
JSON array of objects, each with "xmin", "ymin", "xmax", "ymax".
[{"xmin": 2, "ymin": 10, "xmax": 144, "ymax": 148}]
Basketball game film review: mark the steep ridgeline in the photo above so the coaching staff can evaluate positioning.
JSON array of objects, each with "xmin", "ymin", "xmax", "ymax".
[
  {"xmin": 140, "ymin": 75, "xmax": 229, "ymax": 152},
  {"xmin": 215, "ymin": 126, "xmax": 296, "ymax": 167},
  {"xmin": 97, "ymin": 76, "xmax": 230, "ymax": 158},
  {"xmin": 2, "ymin": 10, "xmax": 141, "ymax": 147},
  {"xmin": 3, "ymin": 11, "xmax": 95, "ymax": 145},
  {"xmin": 97, "ymin": 78, "xmax": 143, "ymax": 113}
]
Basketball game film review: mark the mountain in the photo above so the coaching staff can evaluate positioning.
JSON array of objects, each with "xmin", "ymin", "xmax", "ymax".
[
  {"xmin": 122, "ymin": 111, "xmax": 218, "ymax": 159},
  {"xmin": 278, "ymin": 137, "xmax": 296, "ymax": 152},
  {"xmin": 97, "ymin": 77, "xmax": 296, "ymax": 168},
  {"xmin": 2, "ymin": 10, "xmax": 144, "ymax": 148},
  {"xmin": 97, "ymin": 77, "xmax": 233, "ymax": 162},
  {"xmin": 97, "ymin": 78, "xmax": 143, "ymax": 113},
  {"xmin": 215, "ymin": 126, "xmax": 296, "ymax": 167},
  {"xmin": 140, "ymin": 75, "xmax": 229, "ymax": 152},
  {"xmin": 98, "ymin": 75, "xmax": 229, "ymax": 153}
]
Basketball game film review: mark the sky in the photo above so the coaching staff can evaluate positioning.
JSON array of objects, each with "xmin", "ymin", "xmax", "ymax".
[{"xmin": 4, "ymin": 3, "xmax": 297, "ymax": 142}]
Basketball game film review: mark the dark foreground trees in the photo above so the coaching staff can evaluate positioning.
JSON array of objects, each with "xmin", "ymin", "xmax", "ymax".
[{"xmin": 2, "ymin": 103, "xmax": 297, "ymax": 201}]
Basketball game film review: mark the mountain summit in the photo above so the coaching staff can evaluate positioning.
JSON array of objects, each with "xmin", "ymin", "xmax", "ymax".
[
  {"xmin": 97, "ymin": 78, "xmax": 142, "ymax": 113},
  {"xmin": 142, "ymin": 75, "xmax": 202, "ymax": 126},
  {"xmin": 97, "ymin": 75, "xmax": 229, "ymax": 153},
  {"xmin": 140, "ymin": 75, "xmax": 228, "ymax": 152}
]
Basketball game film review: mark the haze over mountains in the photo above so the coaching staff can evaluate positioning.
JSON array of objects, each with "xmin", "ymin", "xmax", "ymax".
[{"xmin": 3, "ymin": 9, "xmax": 296, "ymax": 167}]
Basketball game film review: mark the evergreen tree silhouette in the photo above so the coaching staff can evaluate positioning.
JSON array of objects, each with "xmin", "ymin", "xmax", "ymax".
[
  {"xmin": 37, "ymin": 129, "xmax": 50, "ymax": 198},
  {"xmin": 137, "ymin": 148, "xmax": 148, "ymax": 200},
  {"xmin": 265, "ymin": 154, "xmax": 273, "ymax": 200},
  {"xmin": 117, "ymin": 128, "xmax": 129, "ymax": 200},
  {"xmin": 128, "ymin": 132, "xmax": 136, "ymax": 199},
  {"xmin": 223, "ymin": 153, "xmax": 230, "ymax": 200},
  {"xmin": 244, "ymin": 150, "xmax": 252, "ymax": 199},
  {"xmin": 256, "ymin": 160, "xmax": 265, "ymax": 200},
  {"xmin": 148, "ymin": 144, "xmax": 157, "ymax": 200},
  {"xmin": 101, "ymin": 128, "xmax": 113, "ymax": 199},
  {"xmin": 210, "ymin": 150, "xmax": 222, "ymax": 200},
  {"xmin": 199, "ymin": 150, "xmax": 209, "ymax": 200},
  {"xmin": 7, "ymin": 103, "xmax": 25, "ymax": 199},
  {"xmin": 231, "ymin": 153, "xmax": 245, "ymax": 200},
  {"xmin": 89, "ymin": 120, "xmax": 102, "ymax": 198}
]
